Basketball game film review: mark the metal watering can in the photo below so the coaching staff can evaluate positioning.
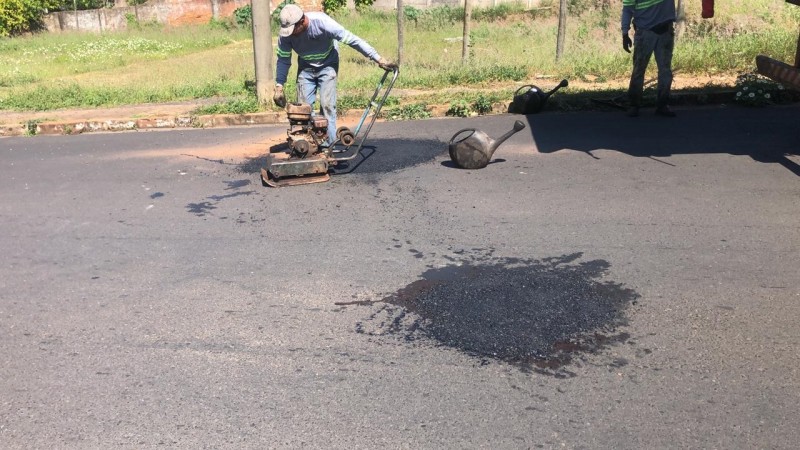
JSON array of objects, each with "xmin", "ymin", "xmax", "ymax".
[
  {"xmin": 508, "ymin": 79, "xmax": 569, "ymax": 114},
  {"xmin": 448, "ymin": 120, "xmax": 526, "ymax": 169}
]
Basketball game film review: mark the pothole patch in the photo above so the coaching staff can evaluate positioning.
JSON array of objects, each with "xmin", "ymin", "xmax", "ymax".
[{"xmin": 345, "ymin": 252, "xmax": 640, "ymax": 377}]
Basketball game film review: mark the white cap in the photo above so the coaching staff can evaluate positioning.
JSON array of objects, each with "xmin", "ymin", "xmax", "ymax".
[{"xmin": 279, "ymin": 4, "xmax": 304, "ymax": 37}]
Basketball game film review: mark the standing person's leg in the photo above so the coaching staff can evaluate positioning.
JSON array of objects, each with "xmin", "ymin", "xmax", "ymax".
[
  {"xmin": 296, "ymin": 68, "xmax": 319, "ymax": 107},
  {"xmin": 317, "ymin": 66, "xmax": 338, "ymax": 146},
  {"xmin": 653, "ymin": 26, "xmax": 676, "ymax": 115},
  {"xmin": 628, "ymin": 29, "xmax": 658, "ymax": 115}
]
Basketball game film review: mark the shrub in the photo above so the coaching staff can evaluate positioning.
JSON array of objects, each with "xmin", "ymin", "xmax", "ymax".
[
  {"xmin": 403, "ymin": 6, "xmax": 420, "ymax": 24},
  {"xmin": 472, "ymin": 94, "xmax": 493, "ymax": 115},
  {"xmin": 354, "ymin": 0, "xmax": 374, "ymax": 12},
  {"xmin": 234, "ymin": 5, "xmax": 251, "ymax": 28},
  {"xmin": 0, "ymin": 0, "xmax": 60, "ymax": 37},
  {"xmin": 321, "ymin": 0, "xmax": 346, "ymax": 14},
  {"xmin": 208, "ymin": 17, "xmax": 234, "ymax": 31},
  {"xmin": 446, "ymin": 100, "xmax": 471, "ymax": 117},
  {"xmin": 124, "ymin": 12, "xmax": 137, "ymax": 29}
]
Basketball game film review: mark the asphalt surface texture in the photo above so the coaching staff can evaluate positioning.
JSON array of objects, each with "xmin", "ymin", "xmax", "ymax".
[{"xmin": 1, "ymin": 103, "xmax": 799, "ymax": 448}]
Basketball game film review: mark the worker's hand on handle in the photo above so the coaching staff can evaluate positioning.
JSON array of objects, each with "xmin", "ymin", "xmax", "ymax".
[
  {"xmin": 273, "ymin": 84, "xmax": 286, "ymax": 108},
  {"xmin": 377, "ymin": 57, "xmax": 398, "ymax": 71},
  {"xmin": 622, "ymin": 34, "xmax": 633, "ymax": 53}
]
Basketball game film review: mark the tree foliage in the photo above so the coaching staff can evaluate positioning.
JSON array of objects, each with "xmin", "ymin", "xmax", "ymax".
[
  {"xmin": 321, "ymin": 0, "xmax": 346, "ymax": 14},
  {"xmin": 0, "ymin": 0, "xmax": 60, "ymax": 36},
  {"xmin": 354, "ymin": 0, "xmax": 375, "ymax": 11},
  {"xmin": 0, "ymin": 0, "xmax": 117, "ymax": 36}
]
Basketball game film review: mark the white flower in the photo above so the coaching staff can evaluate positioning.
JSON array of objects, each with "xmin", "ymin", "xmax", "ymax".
[
  {"xmin": 743, "ymin": 86, "xmax": 748, "ymax": 91},
  {"xmin": 765, "ymin": 93, "xmax": 771, "ymax": 99},
  {"xmin": 749, "ymin": 92, "xmax": 755, "ymax": 97},
  {"xmin": 736, "ymin": 92, "xmax": 742, "ymax": 97}
]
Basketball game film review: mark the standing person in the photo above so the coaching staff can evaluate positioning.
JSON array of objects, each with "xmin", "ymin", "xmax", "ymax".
[
  {"xmin": 621, "ymin": 0, "xmax": 677, "ymax": 117},
  {"xmin": 272, "ymin": 4, "xmax": 397, "ymax": 145}
]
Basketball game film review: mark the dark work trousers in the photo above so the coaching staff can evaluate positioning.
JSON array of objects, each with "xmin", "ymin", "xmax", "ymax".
[{"xmin": 628, "ymin": 25, "xmax": 675, "ymax": 108}]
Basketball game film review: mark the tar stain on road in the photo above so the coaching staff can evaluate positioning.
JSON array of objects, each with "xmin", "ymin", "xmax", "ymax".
[
  {"xmin": 185, "ymin": 180, "xmax": 256, "ymax": 216},
  {"xmin": 348, "ymin": 253, "xmax": 639, "ymax": 377}
]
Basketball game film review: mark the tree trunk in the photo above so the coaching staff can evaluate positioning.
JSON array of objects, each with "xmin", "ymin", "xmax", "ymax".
[
  {"xmin": 556, "ymin": 0, "xmax": 567, "ymax": 61},
  {"xmin": 397, "ymin": 0, "xmax": 404, "ymax": 65},
  {"xmin": 462, "ymin": 0, "xmax": 471, "ymax": 63},
  {"xmin": 210, "ymin": 0, "xmax": 220, "ymax": 20},
  {"xmin": 675, "ymin": 0, "xmax": 686, "ymax": 38},
  {"xmin": 251, "ymin": 0, "xmax": 274, "ymax": 106}
]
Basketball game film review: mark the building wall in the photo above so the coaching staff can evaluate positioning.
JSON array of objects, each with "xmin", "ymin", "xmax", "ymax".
[
  {"xmin": 372, "ymin": 0, "xmax": 542, "ymax": 9},
  {"xmin": 43, "ymin": 0, "xmax": 254, "ymax": 32},
  {"xmin": 42, "ymin": 0, "xmax": 538, "ymax": 33}
]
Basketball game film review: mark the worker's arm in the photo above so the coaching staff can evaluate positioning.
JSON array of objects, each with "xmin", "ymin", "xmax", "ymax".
[
  {"xmin": 275, "ymin": 37, "xmax": 293, "ymax": 86},
  {"xmin": 323, "ymin": 16, "xmax": 381, "ymax": 62},
  {"xmin": 621, "ymin": 0, "xmax": 635, "ymax": 35}
]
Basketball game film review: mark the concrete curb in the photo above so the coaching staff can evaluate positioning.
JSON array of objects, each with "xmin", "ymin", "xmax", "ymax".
[
  {"xmin": 0, "ymin": 112, "xmax": 288, "ymax": 137},
  {"xmin": 0, "ymin": 91, "xmax": 741, "ymax": 138}
]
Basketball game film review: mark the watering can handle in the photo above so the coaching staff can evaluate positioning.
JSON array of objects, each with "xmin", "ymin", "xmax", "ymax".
[
  {"xmin": 448, "ymin": 128, "xmax": 477, "ymax": 145},
  {"xmin": 514, "ymin": 85, "xmax": 535, "ymax": 96}
]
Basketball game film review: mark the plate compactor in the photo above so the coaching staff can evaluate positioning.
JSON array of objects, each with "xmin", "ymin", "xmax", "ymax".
[{"xmin": 261, "ymin": 67, "xmax": 399, "ymax": 187}]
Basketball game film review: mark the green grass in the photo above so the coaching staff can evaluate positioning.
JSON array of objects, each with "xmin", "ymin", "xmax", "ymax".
[
  {"xmin": 0, "ymin": 0, "xmax": 797, "ymax": 113},
  {"xmin": 192, "ymin": 96, "xmax": 260, "ymax": 115}
]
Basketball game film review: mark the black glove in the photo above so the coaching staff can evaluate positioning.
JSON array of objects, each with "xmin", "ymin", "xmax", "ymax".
[
  {"xmin": 377, "ymin": 57, "xmax": 398, "ymax": 71},
  {"xmin": 622, "ymin": 34, "xmax": 633, "ymax": 53},
  {"xmin": 273, "ymin": 85, "xmax": 286, "ymax": 108}
]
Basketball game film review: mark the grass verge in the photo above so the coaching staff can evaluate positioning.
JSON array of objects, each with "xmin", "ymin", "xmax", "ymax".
[{"xmin": 0, "ymin": 0, "xmax": 797, "ymax": 116}]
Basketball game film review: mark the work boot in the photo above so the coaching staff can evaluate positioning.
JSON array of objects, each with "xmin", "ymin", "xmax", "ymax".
[
  {"xmin": 655, "ymin": 106, "xmax": 677, "ymax": 117},
  {"xmin": 626, "ymin": 106, "xmax": 639, "ymax": 117}
]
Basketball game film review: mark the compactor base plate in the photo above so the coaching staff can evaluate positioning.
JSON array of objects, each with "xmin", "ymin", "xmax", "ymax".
[{"xmin": 261, "ymin": 152, "xmax": 331, "ymax": 187}]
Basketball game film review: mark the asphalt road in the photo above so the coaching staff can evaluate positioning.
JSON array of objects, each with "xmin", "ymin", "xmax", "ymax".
[{"xmin": 1, "ymin": 104, "xmax": 799, "ymax": 448}]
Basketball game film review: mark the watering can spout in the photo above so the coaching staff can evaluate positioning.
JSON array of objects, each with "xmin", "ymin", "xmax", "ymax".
[
  {"xmin": 543, "ymin": 79, "xmax": 569, "ymax": 101},
  {"xmin": 488, "ymin": 120, "xmax": 527, "ymax": 154}
]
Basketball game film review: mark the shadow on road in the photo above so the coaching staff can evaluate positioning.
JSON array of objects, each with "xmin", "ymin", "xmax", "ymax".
[{"xmin": 519, "ymin": 104, "xmax": 800, "ymax": 176}]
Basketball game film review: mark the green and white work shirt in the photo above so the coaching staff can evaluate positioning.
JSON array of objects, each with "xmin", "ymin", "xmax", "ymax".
[
  {"xmin": 621, "ymin": 0, "xmax": 676, "ymax": 35},
  {"xmin": 275, "ymin": 11, "xmax": 382, "ymax": 86}
]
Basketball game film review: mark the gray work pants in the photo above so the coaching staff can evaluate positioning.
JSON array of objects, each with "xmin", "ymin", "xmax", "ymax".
[{"xmin": 628, "ymin": 25, "xmax": 674, "ymax": 108}]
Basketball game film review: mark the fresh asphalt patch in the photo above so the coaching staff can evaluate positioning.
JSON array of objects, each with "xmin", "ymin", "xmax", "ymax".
[
  {"xmin": 330, "ymin": 138, "xmax": 445, "ymax": 175},
  {"xmin": 342, "ymin": 252, "xmax": 640, "ymax": 377},
  {"xmin": 235, "ymin": 138, "xmax": 446, "ymax": 176}
]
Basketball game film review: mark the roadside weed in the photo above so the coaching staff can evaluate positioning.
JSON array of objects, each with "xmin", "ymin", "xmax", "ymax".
[
  {"xmin": 734, "ymin": 72, "xmax": 789, "ymax": 107},
  {"xmin": 384, "ymin": 103, "xmax": 431, "ymax": 120},
  {"xmin": 446, "ymin": 100, "xmax": 471, "ymax": 117}
]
